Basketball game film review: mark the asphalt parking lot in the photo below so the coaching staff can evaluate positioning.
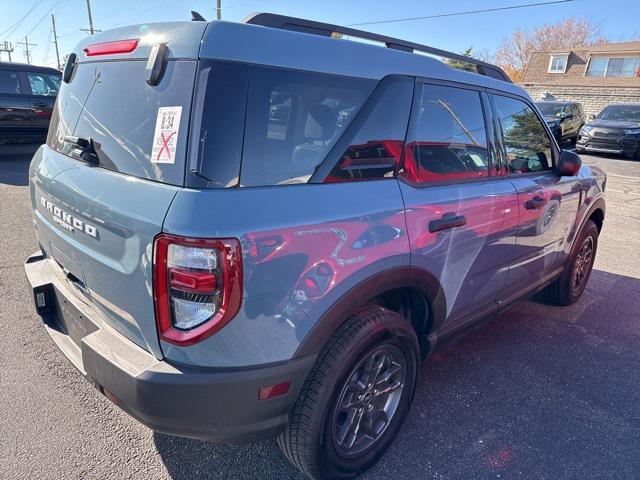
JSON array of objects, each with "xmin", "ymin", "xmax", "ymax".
[{"xmin": 1, "ymin": 145, "xmax": 638, "ymax": 480}]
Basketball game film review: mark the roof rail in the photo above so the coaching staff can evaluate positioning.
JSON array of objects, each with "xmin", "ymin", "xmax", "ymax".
[{"xmin": 243, "ymin": 12, "xmax": 512, "ymax": 83}]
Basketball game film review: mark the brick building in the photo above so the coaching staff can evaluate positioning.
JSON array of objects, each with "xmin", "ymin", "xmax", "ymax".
[{"xmin": 522, "ymin": 40, "xmax": 640, "ymax": 116}]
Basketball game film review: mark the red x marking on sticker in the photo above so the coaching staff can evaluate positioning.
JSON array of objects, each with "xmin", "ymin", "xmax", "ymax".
[{"xmin": 156, "ymin": 131, "xmax": 176, "ymax": 162}]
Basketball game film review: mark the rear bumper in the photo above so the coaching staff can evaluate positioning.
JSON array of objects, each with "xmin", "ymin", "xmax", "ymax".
[{"xmin": 24, "ymin": 251, "xmax": 315, "ymax": 442}]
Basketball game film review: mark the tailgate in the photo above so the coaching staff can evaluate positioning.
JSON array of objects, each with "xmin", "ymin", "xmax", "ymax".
[
  {"xmin": 28, "ymin": 23, "xmax": 206, "ymax": 356},
  {"xmin": 30, "ymin": 147, "xmax": 178, "ymax": 356}
]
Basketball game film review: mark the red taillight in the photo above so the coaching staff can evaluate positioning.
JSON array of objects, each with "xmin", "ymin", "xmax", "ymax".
[
  {"xmin": 170, "ymin": 268, "xmax": 217, "ymax": 293},
  {"xmin": 83, "ymin": 39, "xmax": 138, "ymax": 57},
  {"xmin": 153, "ymin": 234, "xmax": 242, "ymax": 346}
]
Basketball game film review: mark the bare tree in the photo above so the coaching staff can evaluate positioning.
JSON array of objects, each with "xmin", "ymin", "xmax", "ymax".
[
  {"xmin": 495, "ymin": 17, "xmax": 608, "ymax": 82},
  {"xmin": 444, "ymin": 47, "xmax": 495, "ymax": 73}
]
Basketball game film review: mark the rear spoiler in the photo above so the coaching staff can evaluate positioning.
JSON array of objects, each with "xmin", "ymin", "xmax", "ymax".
[
  {"xmin": 71, "ymin": 22, "xmax": 208, "ymax": 63},
  {"xmin": 244, "ymin": 12, "xmax": 511, "ymax": 83}
]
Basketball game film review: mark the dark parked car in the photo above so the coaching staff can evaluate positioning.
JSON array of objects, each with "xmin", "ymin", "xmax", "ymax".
[
  {"xmin": 577, "ymin": 103, "xmax": 640, "ymax": 160},
  {"xmin": 24, "ymin": 14, "xmax": 606, "ymax": 480},
  {"xmin": 535, "ymin": 100, "xmax": 585, "ymax": 144},
  {"xmin": 0, "ymin": 62, "xmax": 60, "ymax": 144}
]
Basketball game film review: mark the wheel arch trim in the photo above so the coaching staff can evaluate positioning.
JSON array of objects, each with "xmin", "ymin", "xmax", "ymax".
[{"xmin": 293, "ymin": 266, "xmax": 447, "ymax": 358}]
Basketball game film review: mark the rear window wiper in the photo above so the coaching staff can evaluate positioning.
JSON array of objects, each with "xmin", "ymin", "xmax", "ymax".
[{"xmin": 63, "ymin": 135, "xmax": 99, "ymax": 165}]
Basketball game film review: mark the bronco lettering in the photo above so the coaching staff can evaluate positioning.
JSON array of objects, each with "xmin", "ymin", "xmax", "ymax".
[{"xmin": 40, "ymin": 197, "xmax": 98, "ymax": 238}]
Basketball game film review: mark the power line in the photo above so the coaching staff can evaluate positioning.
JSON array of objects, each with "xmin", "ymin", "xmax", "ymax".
[
  {"xmin": 23, "ymin": 0, "xmax": 64, "ymax": 39},
  {"xmin": 0, "ymin": 0, "xmax": 47, "ymax": 38},
  {"xmin": 347, "ymin": 0, "xmax": 576, "ymax": 27}
]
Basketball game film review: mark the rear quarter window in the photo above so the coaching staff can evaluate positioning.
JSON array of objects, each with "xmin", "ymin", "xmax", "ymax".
[{"xmin": 240, "ymin": 67, "xmax": 376, "ymax": 186}]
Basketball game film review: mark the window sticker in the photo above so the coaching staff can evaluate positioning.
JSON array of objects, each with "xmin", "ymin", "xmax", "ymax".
[
  {"xmin": 151, "ymin": 106, "xmax": 182, "ymax": 164},
  {"xmin": 469, "ymin": 153, "xmax": 486, "ymax": 167}
]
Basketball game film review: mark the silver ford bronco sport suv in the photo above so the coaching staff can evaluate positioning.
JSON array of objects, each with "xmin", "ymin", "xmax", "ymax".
[{"xmin": 25, "ymin": 13, "xmax": 606, "ymax": 480}]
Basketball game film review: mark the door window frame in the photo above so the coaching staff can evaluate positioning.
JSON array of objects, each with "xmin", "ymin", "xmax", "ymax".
[
  {"xmin": 487, "ymin": 90, "xmax": 560, "ymax": 178},
  {"xmin": 397, "ymin": 78, "xmax": 499, "ymax": 189}
]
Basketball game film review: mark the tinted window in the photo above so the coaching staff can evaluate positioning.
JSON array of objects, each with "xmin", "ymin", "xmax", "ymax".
[
  {"xmin": 494, "ymin": 95, "xmax": 553, "ymax": 174},
  {"xmin": 240, "ymin": 67, "xmax": 375, "ymax": 186},
  {"xmin": 48, "ymin": 60, "xmax": 196, "ymax": 186},
  {"xmin": 267, "ymin": 92, "xmax": 295, "ymax": 140},
  {"xmin": 325, "ymin": 77, "xmax": 413, "ymax": 182},
  {"xmin": 196, "ymin": 62, "xmax": 249, "ymax": 187},
  {"xmin": 27, "ymin": 72, "xmax": 60, "ymax": 96},
  {"xmin": 402, "ymin": 84, "xmax": 489, "ymax": 184},
  {"xmin": 0, "ymin": 70, "xmax": 22, "ymax": 95}
]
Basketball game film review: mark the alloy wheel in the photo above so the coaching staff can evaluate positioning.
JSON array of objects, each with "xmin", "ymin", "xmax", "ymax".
[
  {"xmin": 331, "ymin": 344, "xmax": 406, "ymax": 456},
  {"xmin": 572, "ymin": 236, "xmax": 594, "ymax": 292}
]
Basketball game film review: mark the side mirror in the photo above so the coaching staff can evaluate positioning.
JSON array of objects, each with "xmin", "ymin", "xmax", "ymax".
[
  {"xmin": 558, "ymin": 149, "xmax": 582, "ymax": 176},
  {"xmin": 563, "ymin": 113, "xmax": 573, "ymax": 121},
  {"xmin": 589, "ymin": 113, "xmax": 596, "ymax": 121}
]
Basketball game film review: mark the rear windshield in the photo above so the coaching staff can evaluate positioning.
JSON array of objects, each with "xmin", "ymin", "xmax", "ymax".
[
  {"xmin": 195, "ymin": 62, "xmax": 376, "ymax": 187},
  {"xmin": 47, "ymin": 60, "xmax": 196, "ymax": 185}
]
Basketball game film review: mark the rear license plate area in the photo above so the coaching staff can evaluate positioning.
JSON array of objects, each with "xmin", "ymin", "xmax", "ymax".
[{"xmin": 52, "ymin": 286, "xmax": 98, "ymax": 347}]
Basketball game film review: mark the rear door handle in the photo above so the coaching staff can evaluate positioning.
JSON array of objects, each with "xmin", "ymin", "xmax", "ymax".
[
  {"xmin": 429, "ymin": 212, "xmax": 467, "ymax": 233},
  {"xmin": 525, "ymin": 197, "xmax": 548, "ymax": 210}
]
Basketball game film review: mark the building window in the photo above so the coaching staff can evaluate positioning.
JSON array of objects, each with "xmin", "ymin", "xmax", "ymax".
[
  {"xmin": 586, "ymin": 56, "xmax": 640, "ymax": 77},
  {"xmin": 586, "ymin": 57, "xmax": 608, "ymax": 77},
  {"xmin": 548, "ymin": 54, "xmax": 569, "ymax": 73}
]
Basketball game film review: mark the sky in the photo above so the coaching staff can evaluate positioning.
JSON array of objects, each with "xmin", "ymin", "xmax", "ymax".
[{"xmin": 0, "ymin": 0, "xmax": 638, "ymax": 69}]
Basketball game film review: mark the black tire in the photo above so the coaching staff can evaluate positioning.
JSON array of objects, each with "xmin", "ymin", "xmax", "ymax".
[
  {"xmin": 278, "ymin": 305, "xmax": 419, "ymax": 480},
  {"xmin": 542, "ymin": 219, "xmax": 599, "ymax": 306}
]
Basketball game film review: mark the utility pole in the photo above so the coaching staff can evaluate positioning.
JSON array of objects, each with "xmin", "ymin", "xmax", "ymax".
[
  {"xmin": 80, "ymin": 0, "xmax": 100, "ymax": 35},
  {"xmin": 51, "ymin": 14, "xmax": 61, "ymax": 70},
  {"xmin": 17, "ymin": 36, "xmax": 36, "ymax": 64},
  {"xmin": 0, "ymin": 41, "xmax": 14, "ymax": 62},
  {"xmin": 86, "ymin": 0, "xmax": 95, "ymax": 34},
  {"xmin": 216, "ymin": 0, "xmax": 222, "ymax": 19}
]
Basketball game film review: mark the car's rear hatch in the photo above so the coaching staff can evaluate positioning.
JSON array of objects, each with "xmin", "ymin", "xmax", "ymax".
[{"xmin": 29, "ymin": 22, "xmax": 206, "ymax": 357}]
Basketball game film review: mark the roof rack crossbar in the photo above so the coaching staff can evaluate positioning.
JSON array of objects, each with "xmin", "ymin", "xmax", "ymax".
[{"xmin": 243, "ymin": 13, "xmax": 512, "ymax": 83}]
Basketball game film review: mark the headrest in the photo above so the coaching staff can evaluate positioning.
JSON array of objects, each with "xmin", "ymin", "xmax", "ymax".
[{"xmin": 305, "ymin": 104, "xmax": 337, "ymax": 141}]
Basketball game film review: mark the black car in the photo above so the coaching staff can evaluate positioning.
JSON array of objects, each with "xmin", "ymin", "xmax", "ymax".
[
  {"xmin": 535, "ymin": 101, "xmax": 585, "ymax": 144},
  {"xmin": 0, "ymin": 62, "xmax": 61, "ymax": 144},
  {"xmin": 577, "ymin": 103, "xmax": 640, "ymax": 160}
]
